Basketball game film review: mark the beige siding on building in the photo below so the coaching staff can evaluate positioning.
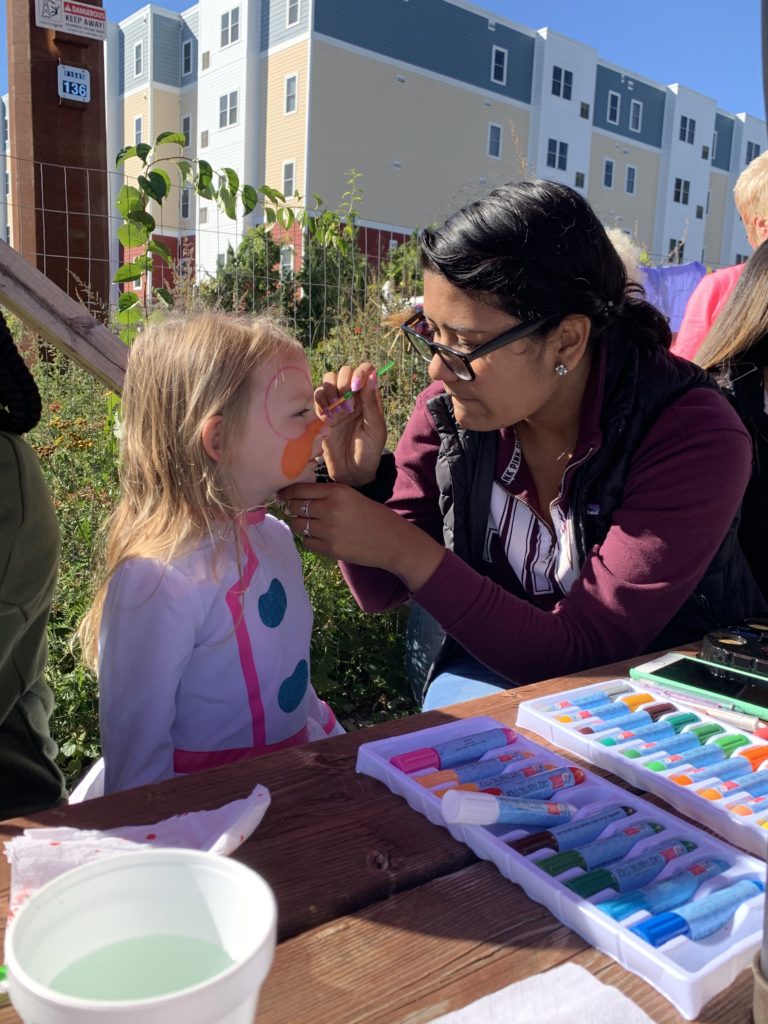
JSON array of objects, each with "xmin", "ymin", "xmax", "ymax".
[
  {"xmin": 305, "ymin": 39, "xmax": 529, "ymax": 228},
  {"xmin": 152, "ymin": 88, "xmax": 186, "ymax": 231},
  {"xmin": 587, "ymin": 136, "xmax": 660, "ymax": 252},
  {"xmin": 262, "ymin": 41, "xmax": 308, "ymax": 203},
  {"xmin": 703, "ymin": 172, "xmax": 729, "ymax": 266},
  {"xmin": 122, "ymin": 91, "xmax": 149, "ymax": 186}
]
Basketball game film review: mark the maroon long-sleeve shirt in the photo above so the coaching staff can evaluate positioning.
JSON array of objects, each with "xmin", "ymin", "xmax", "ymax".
[{"xmin": 340, "ymin": 345, "xmax": 753, "ymax": 683}]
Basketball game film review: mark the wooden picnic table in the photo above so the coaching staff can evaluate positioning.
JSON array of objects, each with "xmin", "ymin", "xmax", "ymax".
[{"xmin": 0, "ymin": 654, "xmax": 757, "ymax": 1023}]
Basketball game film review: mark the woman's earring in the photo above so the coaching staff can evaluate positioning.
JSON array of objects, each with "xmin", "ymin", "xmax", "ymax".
[{"xmin": 554, "ymin": 363, "xmax": 569, "ymax": 377}]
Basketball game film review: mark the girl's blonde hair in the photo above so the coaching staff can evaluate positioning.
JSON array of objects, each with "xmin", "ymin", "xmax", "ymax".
[{"xmin": 78, "ymin": 311, "xmax": 303, "ymax": 669}]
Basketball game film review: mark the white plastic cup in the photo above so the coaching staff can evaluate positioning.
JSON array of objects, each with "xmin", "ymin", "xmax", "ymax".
[{"xmin": 5, "ymin": 848, "xmax": 277, "ymax": 1024}]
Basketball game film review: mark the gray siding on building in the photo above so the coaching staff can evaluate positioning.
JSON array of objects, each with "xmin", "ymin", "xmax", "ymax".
[
  {"xmin": 306, "ymin": 0, "xmax": 534, "ymax": 103},
  {"xmin": 261, "ymin": 0, "xmax": 310, "ymax": 50},
  {"xmin": 181, "ymin": 9, "xmax": 198, "ymax": 85},
  {"xmin": 119, "ymin": 18, "xmax": 150, "ymax": 94},
  {"xmin": 153, "ymin": 13, "xmax": 182, "ymax": 87},
  {"xmin": 593, "ymin": 65, "xmax": 665, "ymax": 148},
  {"xmin": 713, "ymin": 113, "xmax": 733, "ymax": 172}
]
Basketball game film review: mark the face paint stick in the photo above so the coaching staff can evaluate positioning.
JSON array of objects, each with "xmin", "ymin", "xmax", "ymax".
[
  {"xmin": 622, "ymin": 722, "xmax": 724, "ymax": 759},
  {"xmin": 675, "ymin": 744, "xmax": 768, "ymax": 789},
  {"xmin": 630, "ymin": 878, "xmax": 764, "ymax": 947},
  {"xmin": 390, "ymin": 726, "xmax": 516, "ymax": 773},
  {"xmin": 440, "ymin": 790, "xmax": 576, "ymax": 827},
  {"xmin": 537, "ymin": 821, "xmax": 664, "ymax": 876},
  {"xmin": 415, "ymin": 748, "xmax": 533, "ymax": 788},
  {"xmin": 509, "ymin": 804, "xmax": 636, "ymax": 856},
  {"xmin": 645, "ymin": 733, "xmax": 750, "ymax": 773},
  {"xmin": 596, "ymin": 857, "xmax": 731, "ymax": 920},
  {"xmin": 555, "ymin": 692, "xmax": 654, "ymax": 723},
  {"xmin": 578, "ymin": 702, "xmax": 677, "ymax": 735},
  {"xmin": 598, "ymin": 712, "xmax": 699, "ymax": 747},
  {"xmin": 565, "ymin": 838, "xmax": 697, "ymax": 898},
  {"xmin": 480, "ymin": 766, "xmax": 585, "ymax": 801},
  {"xmin": 542, "ymin": 683, "xmax": 632, "ymax": 712},
  {"xmin": 433, "ymin": 762, "xmax": 555, "ymax": 797}
]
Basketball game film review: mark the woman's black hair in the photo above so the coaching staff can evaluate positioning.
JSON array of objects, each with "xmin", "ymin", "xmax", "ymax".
[
  {"xmin": 0, "ymin": 308, "xmax": 42, "ymax": 434},
  {"xmin": 420, "ymin": 179, "xmax": 671, "ymax": 348}
]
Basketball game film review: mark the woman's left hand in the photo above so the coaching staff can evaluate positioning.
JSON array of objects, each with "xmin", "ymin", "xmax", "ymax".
[{"xmin": 278, "ymin": 482, "xmax": 445, "ymax": 589}]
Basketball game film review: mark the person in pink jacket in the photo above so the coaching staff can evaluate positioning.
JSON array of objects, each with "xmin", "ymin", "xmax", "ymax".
[{"xmin": 673, "ymin": 149, "xmax": 768, "ymax": 360}]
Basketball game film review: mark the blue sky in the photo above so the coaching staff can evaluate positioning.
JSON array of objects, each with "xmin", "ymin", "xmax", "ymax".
[{"xmin": 0, "ymin": 1, "xmax": 764, "ymax": 119}]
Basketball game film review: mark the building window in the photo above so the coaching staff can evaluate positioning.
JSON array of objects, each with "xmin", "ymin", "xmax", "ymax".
[
  {"xmin": 219, "ymin": 91, "xmax": 238, "ymax": 128},
  {"xmin": 2, "ymin": 113, "xmax": 8, "ymax": 150},
  {"xmin": 712, "ymin": 131, "xmax": 718, "ymax": 160},
  {"xmin": 182, "ymin": 39, "xmax": 193, "ymax": 76},
  {"xmin": 199, "ymin": 207, "xmax": 208, "ymax": 224},
  {"xmin": 488, "ymin": 123, "xmax": 502, "ymax": 159},
  {"xmin": 673, "ymin": 177, "xmax": 690, "ymax": 204},
  {"xmin": 607, "ymin": 91, "xmax": 620, "ymax": 125},
  {"xmin": 603, "ymin": 158, "xmax": 614, "ymax": 188},
  {"xmin": 580, "ymin": 101, "xmax": 590, "ymax": 119},
  {"xmin": 182, "ymin": 114, "xmax": 191, "ymax": 147},
  {"xmin": 701, "ymin": 144, "xmax": 710, "ymax": 160},
  {"xmin": 695, "ymin": 204, "xmax": 704, "ymax": 220},
  {"xmin": 706, "ymin": 190, "xmax": 710, "ymax": 214},
  {"xmin": 283, "ymin": 160, "xmax": 295, "ymax": 196},
  {"xmin": 491, "ymin": 46, "xmax": 507, "ymax": 85},
  {"xmin": 134, "ymin": 42, "xmax": 143, "ymax": 77},
  {"xmin": 280, "ymin": 245, "xmax": 294, "ymax": 278},
  {"xmin": 747, "ymin": 140, "xmax": 761, "ymax": 164},
  {"xmin": 134, "ymin": 116, "xmax": 142, "ymax": 146},
  {"xmin": 221, "ymin": 7, "xmax": 240, "ymax": 47},
  {"xmin": 552, "ymin": 66, "xmax": 572, "ymax": 100},
  {"xmin": 546, "ymin": 138, "xmax": 567, "ymax": 171},
  {"xmin": 200, "ymin": 129, "xmax": 209, "ymax": 148},
  {"xmin": 679, "ymin": 116, "xmax": 695, "ymax": 144},
  {"xmin": 202, "ymin": 50, "xmax": 210, "ymax": 70},
  {"xmin": 285, "ymin": 74, "xmax": 298, "ymax": 114},
  {"xmin": 287, "ymin": 0, "xmax": 300, "ymax": 26},
  {"xmin": 181, "ymin": 187, "xmax": 190, "ymax": 219},
  {"xmin": 736, "ymin": 252, "xmax": 749, "ymax": 264},
  {"xmin": 574, "ymin": 171, "xmax": 585, "ymax": 189},
  {"xmin": 5, "ymin": 225, "xmax": 9, "ymax": 244},
  {"xmin": 4, "ymin": 171, "xmax": 9, "ymax": 196},
  {"xmin": 625, "ymin": 165, "xmax": 636, "ymax": 195},
  {"xmin": 629, "ymin": 99, "xmax": 642, "ymax": 133},
  {"xmin": 668, "ymin": 239, "xmax": 685, "ymax": 264}
]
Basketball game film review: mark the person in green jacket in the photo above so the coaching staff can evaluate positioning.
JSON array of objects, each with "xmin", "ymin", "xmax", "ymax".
[{"xmin": 0, "ymin": 309, "xmax": 66, "ymax": 817}]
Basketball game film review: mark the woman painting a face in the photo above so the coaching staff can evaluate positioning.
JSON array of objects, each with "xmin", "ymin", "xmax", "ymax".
[{"xmin": 280, "ymin": 180, "xmax": 766, "ymax": 708}]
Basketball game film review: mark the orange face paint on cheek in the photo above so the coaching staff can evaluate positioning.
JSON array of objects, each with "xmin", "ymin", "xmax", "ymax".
[{"xmin": 280, "ymin": 418, "xmax": 324, "ymax": 479}]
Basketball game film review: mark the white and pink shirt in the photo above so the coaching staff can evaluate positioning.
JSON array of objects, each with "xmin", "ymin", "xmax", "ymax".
[{"xmin": 98, "ymin": 510, "xmax": 341, "ymax": 794}]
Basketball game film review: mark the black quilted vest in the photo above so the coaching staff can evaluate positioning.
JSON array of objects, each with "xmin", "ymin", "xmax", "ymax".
[{"xmin": 423, "ymin": 336, "xmax": 766, "ymax": 682}]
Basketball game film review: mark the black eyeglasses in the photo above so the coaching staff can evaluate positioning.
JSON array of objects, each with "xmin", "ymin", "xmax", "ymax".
[{"xmin": 401, "ymin": 311, "xmax": 557, "ymax": 381}]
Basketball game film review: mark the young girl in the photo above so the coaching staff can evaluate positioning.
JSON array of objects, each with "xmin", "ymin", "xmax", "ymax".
[{"xmin": 79, "ymin": 312, "xmax": 342, "ymax": 795}]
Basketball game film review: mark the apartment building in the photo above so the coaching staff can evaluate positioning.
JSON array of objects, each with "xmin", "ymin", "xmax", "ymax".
[{"xmin": 104, "ymin": 0, "xmax": 766, "ymax": 280}]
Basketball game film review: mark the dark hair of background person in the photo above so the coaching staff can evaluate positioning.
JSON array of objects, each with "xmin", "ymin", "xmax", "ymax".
[
  {"xmin": 419, "ymin": 179, "xmax": 671, "ymax": 350},
  {"xmin": 0, "ymin": 308, "xmax": 42, "ymax": 434},
  {"xmin": 696, "ymin": 239, "xmax": 768, "ymax": 371}
]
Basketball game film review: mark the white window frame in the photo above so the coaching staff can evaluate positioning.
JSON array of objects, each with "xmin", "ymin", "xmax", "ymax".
[
  {"xmin": 607, "ymin": 90, "xmax": 620, "ymax": 125},
  {"xmin": 284, "ymin": 73, "xmax": 298, "ymax": 115},
  {"xmin": 4, "ymin": 170, "xmax": 9, "ymax": 196},
  {"xmin": 546, "ymin": 138, "xmax": 567, "ymax": 171},
  {"xmin": 182, "ymin": 114, "xmax": 191, "ymax": 148},
  {"xmin": 712, "ymin": 131, "xmax": 718, "ymax": 160},
  {"xmin": 625, "ymin": 165, "xmax": 636, "ymax": 195},
  {"xmin": 199, "ymin": 207, "xmax": 208, "ymax": 224},
  {"xmin": 182, "ymin": 39, "xmax": 193, "ymax": 77},
  {"xmin": 286, "ymin": 0, "xmax": 300, "ymax": 27},
  {"xmin": 629, "ymin": 99, "xmax": 642, "ymax": 133},
  {"xmin": 282, "ymin": 159, "xmax": 296, "ymax": 196},
  {"xmin": 603, "ymin": 158, "xmax": 614, "ymax": 188},
  {"xmin": 219, "ymin": 90, "xmax": 238, "ymax": 129},
  {"xmin": 487, "ymin": 122, "xmax": 502, "ymax": 159},
  {"xmin": 552, "ymin": 65, "xmax": 563, "ymax": 97},
  {"xmin": 490, "ymin": 45, "xmax": 507, "ymax": 86},
  {"xmin": 134, "ymin": 41, "xmax": 143, "ymax": 77},
  {"xmin": 747, "ymin": 140, "xmax": 761, "ymax": 164},
  {"xmin": 280, "ymin": 245, "xmax": 294, "ymax": 278},
  {"xmin": 2, "ymin": 113, "xmax": 8, "ymax": 150},
  {"xmin": 134, "ymin": 116, "xmax": 143, "ymax": 146},
  {"xmin": 673, "ymin": 177, "xmax": 690, "ymax": 205},
  {"xmin": 181, "ymin": 187, "xmax": 190, "ymax": 219},
  {"xmin": 221, "ymin": 7, "xmax": 240, "ymax": 47}
]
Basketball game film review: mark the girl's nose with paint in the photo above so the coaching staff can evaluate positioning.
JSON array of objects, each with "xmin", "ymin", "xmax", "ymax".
[{"xmin": 281, "ymin": 417, "xmax": 327, "ymax": 479}]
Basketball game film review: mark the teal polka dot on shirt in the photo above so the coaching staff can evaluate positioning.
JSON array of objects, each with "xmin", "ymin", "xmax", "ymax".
[
  {"xmin": 278, "ymin": 659, "xmax": 308, "ymax": 713},
  {"xmin": 258, "ymin": 578, "xmax": 287, "ymax": 628}
]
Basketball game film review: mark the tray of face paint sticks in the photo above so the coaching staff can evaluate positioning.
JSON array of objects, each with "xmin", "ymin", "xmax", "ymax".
[
  {"xmin": 516, "ymin": 678, "xmax": 768, "ymax": 861},
  {"xmin": 356, "ymin": 716, "xmax": 764, "ymax": 1020}
]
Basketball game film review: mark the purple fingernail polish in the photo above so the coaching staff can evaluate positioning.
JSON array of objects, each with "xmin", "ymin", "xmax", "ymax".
[
  {"xmin": 351, "ymin": 376, "xmax": 362, "ymax": 392},
  {"xmin": 369, "ymin": 371, "xmax": 378, "ymax": 390}
]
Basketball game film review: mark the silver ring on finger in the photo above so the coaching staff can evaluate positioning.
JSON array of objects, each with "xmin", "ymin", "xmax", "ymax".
[
  {"xmin": 299, "ymin": 499, "xmax": 311, "ymax": 518},
  {"xmin": 304, "ymin": 519, "xmax": 312, "ymax": 538}
]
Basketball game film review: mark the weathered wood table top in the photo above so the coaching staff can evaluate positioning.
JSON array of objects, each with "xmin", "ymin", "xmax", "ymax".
[{"xmin": 0, "ymin": 654, "xmax": 756, "ymax": 1023}]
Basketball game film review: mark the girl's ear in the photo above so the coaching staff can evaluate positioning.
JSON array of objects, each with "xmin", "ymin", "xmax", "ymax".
[{"xmin": 201, "ymin": 414, "xmax": 224, "ymax": 462}]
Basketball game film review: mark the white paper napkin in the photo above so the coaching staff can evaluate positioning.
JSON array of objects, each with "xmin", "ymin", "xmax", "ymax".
[
  {"xmin": 4, "ymin": 784, "xmax": 270, "ymax": 920},
  {"xmin": 428, "ymin": 963, "xmax": 655, "ymax": 1024}
]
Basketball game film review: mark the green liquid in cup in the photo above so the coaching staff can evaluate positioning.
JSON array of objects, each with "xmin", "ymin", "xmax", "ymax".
[{"xmin": 49, "ymin": 935, "xmax": 235, "ymax": 1000}]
